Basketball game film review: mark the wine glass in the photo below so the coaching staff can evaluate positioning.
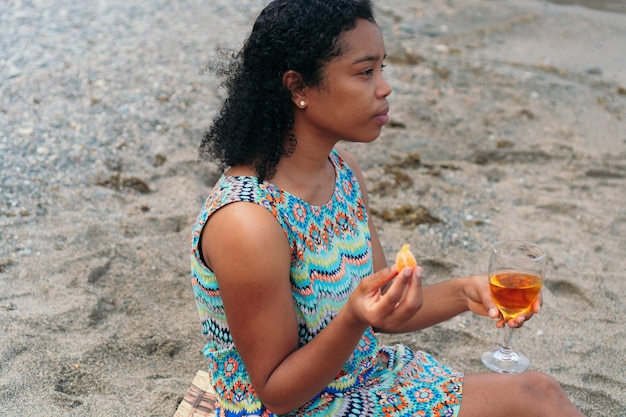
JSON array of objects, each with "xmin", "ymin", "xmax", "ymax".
[{"xmin": 481, "ymin": 240, "xmax": 546, "ymax": 373}]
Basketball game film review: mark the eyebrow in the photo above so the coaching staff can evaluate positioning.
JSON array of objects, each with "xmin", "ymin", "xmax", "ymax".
[{"xmin": 351, "ymin": 53, "xmax": 387, "ymax": 65}]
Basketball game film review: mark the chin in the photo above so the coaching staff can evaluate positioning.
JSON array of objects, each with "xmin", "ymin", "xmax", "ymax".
[
  {"xmin": 365, "ymin": 130, "xmax": 384, "ymax": 143},
  {"xmin": 341, "ymin": 128, "xmax": 383, "ymax": 144}
]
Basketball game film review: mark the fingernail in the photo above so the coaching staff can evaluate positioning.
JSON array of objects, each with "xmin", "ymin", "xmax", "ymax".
[{"xmin": 404, "ymin": 268, "xmax": 412, "ymax": 277}]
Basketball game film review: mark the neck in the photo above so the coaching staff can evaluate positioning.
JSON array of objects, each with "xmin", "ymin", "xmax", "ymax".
[{"xmin": 271, "ymin": 139, "xmax": 337, "ymax": 205}]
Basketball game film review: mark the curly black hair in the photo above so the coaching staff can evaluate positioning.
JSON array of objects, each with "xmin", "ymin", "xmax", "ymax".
[{"xmin": 199, "ymin": 0, "xmax": 376, "ymax": 181}]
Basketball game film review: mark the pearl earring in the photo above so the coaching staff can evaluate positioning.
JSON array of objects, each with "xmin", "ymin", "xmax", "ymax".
[{"xmin": 299, "ymin": 100, "xmax": 306, "ymax": 107}]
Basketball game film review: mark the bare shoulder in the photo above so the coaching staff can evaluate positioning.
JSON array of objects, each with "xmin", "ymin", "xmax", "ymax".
[{"xmin": 202, "ymin": 201, "xmax": 291, "ymax": 279}]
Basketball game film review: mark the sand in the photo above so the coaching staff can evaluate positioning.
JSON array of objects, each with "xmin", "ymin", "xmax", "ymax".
[{"xmin": 1, "ymin": 0, "xmax": 624, "ymax": 415}]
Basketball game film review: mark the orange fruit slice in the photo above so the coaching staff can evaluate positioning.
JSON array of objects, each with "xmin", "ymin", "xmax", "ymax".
[{"xmin": 395, "ymin": 244, "xmax": 418, "ymax": 270}]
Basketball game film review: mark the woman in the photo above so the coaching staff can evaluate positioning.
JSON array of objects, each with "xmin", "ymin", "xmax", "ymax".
[{"xmin": 190, "ymin": 0, "xmax": 584, "ymax": 415}]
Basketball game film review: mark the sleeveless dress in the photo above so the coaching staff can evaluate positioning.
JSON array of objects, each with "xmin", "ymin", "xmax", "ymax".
[{"xmin": 190, "ymin": 149, "xmax": 463, "ymax": 417}]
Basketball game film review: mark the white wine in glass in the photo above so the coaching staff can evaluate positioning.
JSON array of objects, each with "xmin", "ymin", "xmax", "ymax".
[{"xmin": 481, "ymin": 240, "xmax": 546, "ymax": 373}]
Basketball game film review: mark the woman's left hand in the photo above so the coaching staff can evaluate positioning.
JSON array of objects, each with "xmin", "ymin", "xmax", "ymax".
[{"xmin": 462, "ymin": 275, "xmax": 542, "ymax": 328}]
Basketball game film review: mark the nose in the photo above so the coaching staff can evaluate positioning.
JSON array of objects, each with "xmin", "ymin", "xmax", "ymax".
[{"xmin": 377, "ymin": 75, "xmax": 392, "ymax": 98}]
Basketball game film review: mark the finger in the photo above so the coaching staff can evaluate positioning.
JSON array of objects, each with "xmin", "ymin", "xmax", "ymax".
[
  {"xmin": 379, "ymin": 268, "xmax": 411, "ymax": 309},
  {"xmin": 397, "ymin": 267, "xmax": 422, "ymax": 309},
  {"xmin": 365, "ymin": 266, "xmax": 398, "ymax": 292},
  {"xmin": 513, "ymin": 307, "xmax": 538, "ymax": 328},
  {"xmin": 510, "ymin": 316, "xmax": 525, "ymax": 328},
  {"xmin": 477, "ymin": 276, "xmax": 500, "ymax": 319},
  {"xmin": 485, "ymin": 299, "xmax": 500, "ymax": 319}
]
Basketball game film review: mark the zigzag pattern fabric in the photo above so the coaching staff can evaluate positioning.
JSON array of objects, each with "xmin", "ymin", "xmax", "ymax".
[{"xmin": 190, "ymin": 149, "xmax": 463, "ymax": 416}]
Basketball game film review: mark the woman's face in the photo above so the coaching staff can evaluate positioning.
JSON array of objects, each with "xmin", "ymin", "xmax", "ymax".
[{"xmin": 299, "ymin": 18, "xmax": 392, "ymax": 145}]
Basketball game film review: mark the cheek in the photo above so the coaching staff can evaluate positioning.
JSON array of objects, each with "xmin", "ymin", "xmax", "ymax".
[{"xmin": 330, "ymin": 94, "xmax": 367, "ymax": 121}]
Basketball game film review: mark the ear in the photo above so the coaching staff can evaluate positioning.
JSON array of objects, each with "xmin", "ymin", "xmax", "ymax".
[{"xmin": 282, "ymin": 70, "xmax": 307, "ymax": 108}]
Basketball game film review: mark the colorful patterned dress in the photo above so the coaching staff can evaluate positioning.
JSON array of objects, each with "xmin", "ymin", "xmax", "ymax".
[{"xmin": 190, "ymin": 149, "xmax": 463, "ymax": 416}]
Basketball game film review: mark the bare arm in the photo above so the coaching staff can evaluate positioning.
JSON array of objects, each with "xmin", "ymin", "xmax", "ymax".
[
  {"xmin": 380, "ymin": 277, "xmax": 475, "ymax": 333},
  {"xmin": 337, "ymin": 148, "xmax": 519, "ymax": 332},
  {"xmin": 202, "ymin": 201, "xmax": 416, "ymax": 414}
]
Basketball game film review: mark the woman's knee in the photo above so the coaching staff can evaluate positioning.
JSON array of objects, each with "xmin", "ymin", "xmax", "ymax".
[
  {"xmin": 460, "ymin": 371, "xmax": 579, "ymax": 417},
  {"xmin": 516, "ymin": 370, "xmax": 568, "ymax": 403}
]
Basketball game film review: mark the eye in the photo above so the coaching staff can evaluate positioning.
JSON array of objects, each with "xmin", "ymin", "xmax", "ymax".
[{"xmin": 361, "ymin": 68, "xmax": 374, "ymax": 76}]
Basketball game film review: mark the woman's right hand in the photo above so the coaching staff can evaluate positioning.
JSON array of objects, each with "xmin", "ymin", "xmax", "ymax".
[{"xmin": 345, "ymin": 266, "xmax": 423, "ymax": 331}]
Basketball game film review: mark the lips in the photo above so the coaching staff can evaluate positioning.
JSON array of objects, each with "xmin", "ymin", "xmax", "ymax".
[{"xmin": 374, "ymin": 106, "xmax": 390, "ymax": 125}]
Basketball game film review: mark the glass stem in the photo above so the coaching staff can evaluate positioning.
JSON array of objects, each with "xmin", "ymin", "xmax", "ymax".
[
  {"xmin": 502, "ymin": 325, "xmax": 514, "ymax": 350},
  {"xmin": 499, "ymin": 325, "xmax": 515, "ymax": 359}
]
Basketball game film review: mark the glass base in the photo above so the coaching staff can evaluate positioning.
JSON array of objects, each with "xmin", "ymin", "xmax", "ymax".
[{"xmin": 481, "ymin": 345, "xmax": 530, "ymax": 374}]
